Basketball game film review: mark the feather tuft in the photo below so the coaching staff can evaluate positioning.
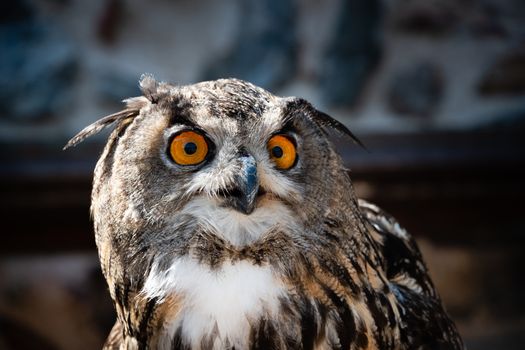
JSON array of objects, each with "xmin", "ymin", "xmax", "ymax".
[
  {"xmin": 139, "ymin": 74, "xmax": 159, "ymax": 102},
  {"xmin": 312, "ymin": 111, "xmax": 367, "ymax": 150},
  {"xmin": 63, "ymin": 96, "xmax": 148, "ymax": 150}
]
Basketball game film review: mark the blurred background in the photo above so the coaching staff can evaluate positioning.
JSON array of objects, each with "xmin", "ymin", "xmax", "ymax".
[{"xmin": 1, "ymin": 0, "xmax": 524, "ymax": 349}]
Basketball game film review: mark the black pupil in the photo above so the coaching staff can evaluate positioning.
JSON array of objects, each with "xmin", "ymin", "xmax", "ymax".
[
  {"xmin": 184, "ymin": 142, "xmax": 197, "ymax": 155},
  {"xmin": 271, "ymin": 146, "xmax": 283, "ymax": 158}
]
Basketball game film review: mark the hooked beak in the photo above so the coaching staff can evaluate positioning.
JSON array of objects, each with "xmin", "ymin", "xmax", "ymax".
[{"xmin": 228, "ymin": 154, "xmax": 259, "ymax": 215}]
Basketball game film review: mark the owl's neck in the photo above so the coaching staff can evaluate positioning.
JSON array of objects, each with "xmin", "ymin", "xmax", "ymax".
[
  {"xmin": 115, "ymin": 197, "xmax": 374, "ymax": 348},
  {"xmin": 140, "ymin": 256, "xmax": 285, "ymax": 349}
]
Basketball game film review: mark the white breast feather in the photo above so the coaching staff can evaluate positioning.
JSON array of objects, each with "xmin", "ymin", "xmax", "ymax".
[
  {"xmin": 142, "ymin": 196, "xmax": 295, "ymax": 349},
  {"xmin": 142, "ymin": 257, "xmax": 285, "ymax": 349}
]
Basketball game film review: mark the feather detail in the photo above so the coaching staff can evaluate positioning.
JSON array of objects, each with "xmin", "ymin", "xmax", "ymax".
[
  {"xmin": 63, "ymin": 97, "xmax": 148, "ymax": 150},
  {"xmin": 312, "ymin": 110, "xmax": 367, "ymax": 150},
  {"xmin": 285, "ymin": 97, "xmax": 366, "ymax": 150},
  {"xmin": 103, "ymin": 320, "xmax": 124, "ymax": 350},
  {"xmin": 76, "ymin": 77, "xmax": 463, "ymax": 349}
]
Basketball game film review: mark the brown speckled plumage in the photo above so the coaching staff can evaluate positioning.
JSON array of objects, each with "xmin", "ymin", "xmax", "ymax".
[{"xmin": 67, "ymin": 76, "xmax": 464, "ymax": 350}]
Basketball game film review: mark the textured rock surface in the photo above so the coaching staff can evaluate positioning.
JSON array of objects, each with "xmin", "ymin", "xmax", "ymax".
[
  {"xmin": 94, "ymin": 69, "xmax": 142, "ymax": 107},
  {"xmin": 391, "ymin": 0, "xmax": 460, "ymax": 36},
  {"xmin": 319, "ymin": 0, "xmax": 381, "ymax": 107},
  {"xmin": 0, "ymin": 255, "xmax": 114, "ymax": 350},
  {"xmin": 0, "ymin": 1, "xmax": 78, "ymax": 122},
  {"xmin": 2, "ymin": 0, "xmax": 525, "ymax": 139},
  {"xmin": 202, "ymin": 0, "xmax": 297, "ymax": 90},
  {"xmin": 478, "ymin": 48, "xmax": 525, "ymax": 95},
  {"xmin": 387, "ymin": 63, "xmax": 444, "ymax": 117}
]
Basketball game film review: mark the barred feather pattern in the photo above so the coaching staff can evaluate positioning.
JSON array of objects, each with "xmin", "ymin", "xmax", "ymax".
[
  {"xmin": 100, "ymin": 199, "xmax": 463, "ymax": 350},
  {"xmin": 68, "ymin": 77, "xmax": 463, "ymax": 350}
]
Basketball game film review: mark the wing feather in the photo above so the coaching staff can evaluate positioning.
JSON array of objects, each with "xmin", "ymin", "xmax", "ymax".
[{"xmin": 358, "ymin": 199, "xmax": 464, "ymax": 349}]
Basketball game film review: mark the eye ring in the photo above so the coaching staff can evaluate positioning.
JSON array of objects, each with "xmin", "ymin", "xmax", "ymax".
[
  {"xmin": 267, "ymin": 134, "xmax": 297, "ymax": 170},
  {"xmin": 169, "ymin": 130, "xmax": 210, "ymax": 166}
]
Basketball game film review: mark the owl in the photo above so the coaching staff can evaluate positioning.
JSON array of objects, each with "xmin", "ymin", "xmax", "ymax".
[{"xmin": 65, "ymin": 76, "xmax": 464, "ymax": 350}]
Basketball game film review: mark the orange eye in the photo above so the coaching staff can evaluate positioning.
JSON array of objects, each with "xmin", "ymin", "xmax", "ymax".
[
  {"xmin": 169, "ymin": 131, "xmax": 209, "ymax": 165},
  {"xmin": 267, "ymin": 134, "xmax": 297, "ymax": 170}
]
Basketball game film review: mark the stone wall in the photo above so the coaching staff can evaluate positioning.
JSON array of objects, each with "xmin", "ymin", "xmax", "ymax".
[{"xmin": 1, "ymin": 0, "xmax": 524, "ymax": 141}]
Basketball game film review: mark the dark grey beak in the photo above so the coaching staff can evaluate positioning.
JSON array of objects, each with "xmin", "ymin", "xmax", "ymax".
[{"xmin": 229, "ymin": 154, "xmax": 259, "ymax": 215}]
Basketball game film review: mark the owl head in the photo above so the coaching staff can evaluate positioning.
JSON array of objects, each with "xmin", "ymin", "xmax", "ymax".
[{"xmin": 65, "ymin": 75, "xmax": 362, "ymax": 305}]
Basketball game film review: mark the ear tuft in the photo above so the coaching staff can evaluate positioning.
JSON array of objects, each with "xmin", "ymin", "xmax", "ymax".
[
  {"xmin": 63, "ymin": 109, "xmax": 139, "ymax": 150},
  {"xmin": 139, "ymin": 74, "xmax": 159, "ymax": 102},
  {"xmin": 288, "ymin": 98, "xmax": 366, "ymax": 150},
  {"xmin": 123, "ymin": 96, "xmax": 149, "ymax": 110},
  {"xmin": 63, "ymin": 96, "xmax": 149, "ymax": 150},
  {"xmin": 65, "ymin": 75, "xmax": 159, "ymax": 150},
  {"xmin": 313, "ymin": 111, "xmax": 367, "ymax": 150}
]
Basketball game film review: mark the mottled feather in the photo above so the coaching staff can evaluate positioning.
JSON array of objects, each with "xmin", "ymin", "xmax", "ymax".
[{"xmin": 67, "ymin": 76, "xmax": 463, "ymax": 350}]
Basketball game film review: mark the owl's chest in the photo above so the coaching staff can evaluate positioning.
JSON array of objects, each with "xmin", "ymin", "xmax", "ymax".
[{"xmin": 143, "ymin": 257, "xmax": 286, "ymax": 349}]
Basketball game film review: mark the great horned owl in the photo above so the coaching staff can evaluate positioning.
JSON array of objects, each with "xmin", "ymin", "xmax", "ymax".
[{"xmin": 66, "ymin": 76, "xmax": 463, "ymax": 350}]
